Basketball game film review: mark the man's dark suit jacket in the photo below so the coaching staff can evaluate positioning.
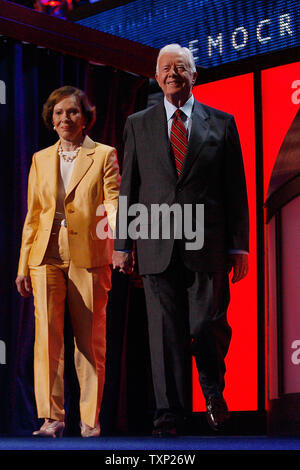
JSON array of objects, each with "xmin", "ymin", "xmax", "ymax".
[{"xmin": 114, "ymin": 99, "xmax": 249, "ymax": 275}]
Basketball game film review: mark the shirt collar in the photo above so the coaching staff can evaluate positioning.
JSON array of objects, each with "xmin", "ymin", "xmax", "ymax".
[{"xmin": 164, "ymin": 94, "xmax": 194, "ymax": 121}]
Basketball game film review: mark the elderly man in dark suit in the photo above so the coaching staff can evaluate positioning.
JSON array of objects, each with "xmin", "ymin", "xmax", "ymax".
[{"xmin": 113, "ymin": 43, "xmax": 249, "ymax": 436}]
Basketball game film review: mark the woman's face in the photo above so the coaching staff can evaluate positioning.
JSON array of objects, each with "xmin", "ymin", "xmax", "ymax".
[{"xmin": 52, "ymin": 94, "xmax": 86, "ymax": 144}]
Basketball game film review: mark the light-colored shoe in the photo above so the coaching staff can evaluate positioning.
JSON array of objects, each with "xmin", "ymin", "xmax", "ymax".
[
  {"xmin": 80, "ymin": 421, "xmax": 100, "ymax": 438},
  {"xmin": 33, "ymin": 419, "xmax": 65, "ymax": 438}
]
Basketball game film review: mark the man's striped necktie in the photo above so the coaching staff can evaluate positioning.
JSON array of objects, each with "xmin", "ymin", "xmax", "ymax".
[{"xmin": 170, "ymin": 109, "xmax": 188, "ymax": 176}]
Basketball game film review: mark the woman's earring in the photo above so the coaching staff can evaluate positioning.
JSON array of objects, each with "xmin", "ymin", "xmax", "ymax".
[{"xmin": 53, "ymin": 126, "xmax": 56, "ymax": 130}]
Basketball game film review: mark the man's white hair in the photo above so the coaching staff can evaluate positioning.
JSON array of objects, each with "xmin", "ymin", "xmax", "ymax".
[{"xmin": 156, "ymin": 44, "xmax": 197, "ymax": 74}]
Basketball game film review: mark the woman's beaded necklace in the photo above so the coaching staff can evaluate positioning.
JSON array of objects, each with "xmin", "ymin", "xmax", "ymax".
[{"xmin": 58, "ymin": 143, "xmax": 82, "ymax": 162}]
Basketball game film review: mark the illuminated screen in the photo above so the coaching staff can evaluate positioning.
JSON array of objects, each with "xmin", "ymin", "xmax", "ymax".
[
  {"xmin": 77, "ymin": 0, "xmax": 300, "ymax": 67},
  {"xmin": 192, "ymin": 74, "xmax": 257, "ymax": 411},
  {"xmin": 261, "ymin": 61, "xmax": 300, "ymax": 402}
]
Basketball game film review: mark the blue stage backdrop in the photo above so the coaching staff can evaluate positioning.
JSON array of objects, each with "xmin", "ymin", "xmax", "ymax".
[{"xmin": 76, "ymin": 0, "xmax": 300, "ymax": 68}]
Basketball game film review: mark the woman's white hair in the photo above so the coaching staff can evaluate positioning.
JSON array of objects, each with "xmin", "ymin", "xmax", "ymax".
[{"xmin": 156, "ymin": 44, "xmax": 197, "ymax": 74}]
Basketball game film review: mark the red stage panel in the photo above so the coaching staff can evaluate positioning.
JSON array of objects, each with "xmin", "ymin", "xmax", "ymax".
[
  {"xmin": 261, "ymin": 62, "xmax": 300, "ymax": 199},
  {"xmin": 192, "ymin": 74, "xmax": 257, "ymax": 411}
]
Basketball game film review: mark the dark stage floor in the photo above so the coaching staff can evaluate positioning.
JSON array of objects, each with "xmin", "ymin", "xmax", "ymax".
[{"xmin": 1, "ymin": 435, "xmax": 300, "ymax": 451}]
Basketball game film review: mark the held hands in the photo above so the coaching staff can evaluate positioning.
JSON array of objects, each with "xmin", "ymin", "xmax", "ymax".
[
  {"xmin": 227, "ymin": 253, "xmax": 249, "ymax": 283},
  {"xmin": 16, "ymin": 252, "xmax": 136, "ymax": 295},
  {"xmin": 15, "ymin": 275, "xmax": 32, "ymax": 297},
  {"xmin": 112, "ymin": 250, "xmax": 135, "ymax": 275}
]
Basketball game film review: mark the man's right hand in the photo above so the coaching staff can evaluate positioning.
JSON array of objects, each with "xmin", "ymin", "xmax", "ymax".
[
  {"xmin": 15, "ymin": 275, "xmax": 32, "ymax": 297},
  {"xmin": 112, "ymin": 250, "xmax": 134, "ymax": 274}
]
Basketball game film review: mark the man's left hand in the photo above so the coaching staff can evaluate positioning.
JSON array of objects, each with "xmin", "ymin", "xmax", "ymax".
[{"xmin": 228, "ymin": 253, "xmax": 248, "ymax": 283}]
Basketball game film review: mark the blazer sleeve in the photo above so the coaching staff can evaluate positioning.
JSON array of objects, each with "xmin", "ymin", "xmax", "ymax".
[
  {"xmin": 102, "ymin": 147, "xmax": 121, "ymax": 233},
  {"xmin": 17, "ymin": 154, "xmax": 41, "ymax": 276},
  {"xmin": 224, "ymin": 116, "xmax": 249, "ymax": 252},
  {"xmin": 114, "ymin": 117, "xmax": 140, "ymax": 251}
]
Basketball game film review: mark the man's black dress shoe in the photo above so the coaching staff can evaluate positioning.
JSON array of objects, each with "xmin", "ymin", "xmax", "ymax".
[
  {"xmin": 152, "ymin": 423, "xmax": 177, "ymax": 438},
  {"xmin": 206, "ymin": 396, "xmax": 230, "ymax": 431}
]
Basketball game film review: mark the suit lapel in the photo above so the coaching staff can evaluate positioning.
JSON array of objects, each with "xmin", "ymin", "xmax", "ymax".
[
  {"xmin": 45, "ymin": 141, "xmax": 59, "ymax": 203},
  {"xmin": 65, "ymin": 135, "xmax": 95, "ymax": 198},
  {"xmin": 151, "ymin": 101, "xmax": 178, "ymax": 181},
  {"xmin": 179, "ymin": 100, "xmax": 210, "ymax": 180}
]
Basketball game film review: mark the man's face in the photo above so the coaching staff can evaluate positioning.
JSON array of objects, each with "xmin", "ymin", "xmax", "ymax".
[{"xmin": 155, "ymin": 51, "xmax": 197, "ymax": 105}]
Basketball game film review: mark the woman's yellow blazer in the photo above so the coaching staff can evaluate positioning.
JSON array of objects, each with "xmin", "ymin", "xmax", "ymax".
[{"xmin": 18, "ymin": 135, "xmax": 120, "ymax": 276}]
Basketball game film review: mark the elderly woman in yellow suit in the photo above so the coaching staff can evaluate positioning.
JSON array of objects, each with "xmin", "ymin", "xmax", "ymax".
[{"xmin": 15, "ymin": 86, "xmax": 120, "ymax": 438}]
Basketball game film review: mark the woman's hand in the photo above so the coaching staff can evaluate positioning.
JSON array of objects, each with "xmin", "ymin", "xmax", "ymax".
[{"xmin": 15, "ymin": 275, "xmax": 32, "ymax": 298}]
